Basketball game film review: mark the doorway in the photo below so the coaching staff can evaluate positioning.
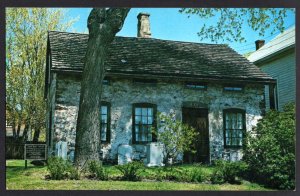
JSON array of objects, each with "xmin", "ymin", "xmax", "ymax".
[{"xmin": 182, "ymin": 107, "xmax": 209, "ymax": 163}]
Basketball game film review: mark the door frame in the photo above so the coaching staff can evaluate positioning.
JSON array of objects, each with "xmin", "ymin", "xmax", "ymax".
[{"xmin": 182, "ymin": 106, "xmax": 210, "ymax": 163}]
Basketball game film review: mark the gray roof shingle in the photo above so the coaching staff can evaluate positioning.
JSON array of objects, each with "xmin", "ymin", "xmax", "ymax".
[{"xmin": 48, "ymin": 31, "xmax": 274, "ymax": 83}]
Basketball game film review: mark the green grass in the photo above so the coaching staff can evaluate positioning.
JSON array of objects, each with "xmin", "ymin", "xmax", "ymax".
[{"xmin": 6, "ymin": 160, "xmax": 271, "ymax": 190}]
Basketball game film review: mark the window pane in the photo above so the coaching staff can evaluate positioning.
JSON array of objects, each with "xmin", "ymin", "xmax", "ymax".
[
  {"xmin": 135, "ymin": 116, "xmax": 141, "ymax": 124},
  {"xmin": 226, "ymin": 129, "xmax": 230, "ymax": 138},
  {"xmin": 148, "ymin": 108, "xmax": 153, "ymax": 116},
  {"xmin": 225, "ymin": 114, "xmax": 229, "ymax": 129},
  {"xmin": 238, "ymin": 138, "xmax": 242, "ymax": 146},
  {"xmin": 142, "ymin": 108, "xmax": 147, "ymax": 116},
  {"xmin": 232, "ymin": 129, "xmax": 236, "ymax": 137},
  {"xmin": 238, "ymin": 131, "xmax": 243, "ymax": 138},
  {"xmin": 232, "ymin": 114, "xmax": 236, "ymax": 129},
  {"xmin": 101, "ymin": 106, "xmax": 107, "ymax": 115},
  {"xmin": 135, "ymin": 108, "xmax": 141, "ymax": 115},
  {"xmin": 142, "ymin": 116, "xmax": 147, "ymax": 124},
  {"xmin": 226, "ymin": 138, "xmax": 231, "ymax": 145},
  {"xmin": 101, "ymin": 126, "xmax": 106, "ymax": 141},
  {"xmin": 147, "ymin": 116, "xmax": 153, "ymax": 124},
  {"xmin": 101, "ymin": 115, "xmax": 107, "ymax": 123},
  {"xmin": 237, "ymin": 113, "xmax": 243, "ymax": 129},
  {"xmin": 232, "ymin": 138, "xmax": 237, "ymax": 145}
]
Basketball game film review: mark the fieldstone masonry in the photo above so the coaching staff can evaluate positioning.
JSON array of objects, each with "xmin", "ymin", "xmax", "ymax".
[{"xmin": 47, "ymin": 73, "xmax": 265, "ymax": 163}]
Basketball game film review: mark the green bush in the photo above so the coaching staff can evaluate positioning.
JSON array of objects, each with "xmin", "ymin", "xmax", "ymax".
[
  {"xmin": 210, "ymin": 170, "xmax": 224, "ymax": 184},
  {"xmin": 47, "ymin": 157, "xmax": 69, "ymax": 180},
  {"xmin": 189, "ymin": 165, "xmax": 206, "ymax": 183},
  {"xmin": 155, "ymin": 167, "xmax": 166, "ymax": 181},
  {"xmin": 243, "ymin": 103, "xmax": 295, "ymax": 190},
  {"xmin": 115, "ymin": 161, "xmax": 144, "ymax": 181},
  {"xmin": 154, "ymin": 113, "xmax": 199, "ymax": 166},
  {"xmin": 88, "ymin": 160, "xmax": 108, "ymax": 180},
  {"xmin": 165, "ymin": 168, "xmax": 189, "ymax": 182},
  {"xmin": 67, "ymin": 164, "xmax": 81, "ymax": 180},
  {"xmin": 210, "ymin": 160, "xmax": 248, "ymax": 184}
]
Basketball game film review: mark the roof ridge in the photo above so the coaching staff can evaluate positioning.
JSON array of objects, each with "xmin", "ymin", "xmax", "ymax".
[{"xmin": 48, "ymin": 30, "xmax": 226, "ymax": 46}]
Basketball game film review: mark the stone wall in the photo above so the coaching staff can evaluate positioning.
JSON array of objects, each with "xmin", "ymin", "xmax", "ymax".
[{"xmin": 48, "ymin": 73, "xmax": 265, "ymax": 163}]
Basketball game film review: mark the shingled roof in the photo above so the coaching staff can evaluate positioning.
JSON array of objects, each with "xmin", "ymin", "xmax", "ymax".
[{"xmin": 47, "ymin": 31, "xmax": 275, "ymax": 83}]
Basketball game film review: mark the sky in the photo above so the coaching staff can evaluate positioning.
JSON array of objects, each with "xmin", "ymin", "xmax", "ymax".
[{"xmin": 64, "ymin": 8, "xmax": 295, "ymax": 55}]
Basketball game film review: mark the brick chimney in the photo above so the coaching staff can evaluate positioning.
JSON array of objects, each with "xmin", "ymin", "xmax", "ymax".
[
  {"xmin": 255, "ymin": 40, "xmax": 265, "ymax": 50},
  {"xmin": 137, "ymin": 13, "xmax": 151, "ymax": 38}
]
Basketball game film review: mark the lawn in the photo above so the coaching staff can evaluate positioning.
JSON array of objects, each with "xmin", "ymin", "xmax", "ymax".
[{"xmin": 6, "ymin": 160, "xmax": 271, "ymax": 190}]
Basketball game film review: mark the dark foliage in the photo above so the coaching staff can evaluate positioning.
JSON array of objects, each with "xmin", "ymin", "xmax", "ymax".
[{"xmin": 243, "ymin": 103, "xmax": 295, "ymax": 190}]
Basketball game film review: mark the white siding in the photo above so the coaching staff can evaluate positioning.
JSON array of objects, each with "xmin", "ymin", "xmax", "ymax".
[{"xmin": 261, "ymin": 52, "xmax": 295, "ymax": 111}]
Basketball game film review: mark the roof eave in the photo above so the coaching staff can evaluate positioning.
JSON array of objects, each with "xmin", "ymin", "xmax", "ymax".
[
  {"xmin": 252, "ymin": 43, "xmax": 295, "ymax": 65},
  {"xmin": 51, "ymin": 68, "xmax": 276, "ymax": 85}
]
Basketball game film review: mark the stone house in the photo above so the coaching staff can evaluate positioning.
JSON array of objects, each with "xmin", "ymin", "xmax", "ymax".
[
  {"xmin": 248, "ymin": 26, "xmax": 295, "ymax": 111},
  {"xmin": 44, "ymin": 13, "xmax": 276, "ymax": 164}
]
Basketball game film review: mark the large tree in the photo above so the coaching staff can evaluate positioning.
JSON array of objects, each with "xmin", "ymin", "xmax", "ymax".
[
  {"xmin": 74, "ymin": 8, "xmax": 130, "ymax": 168},
  {"xmin": 6, "ymin": 8, "xmax": 74, "ymax": 142},
  {"xmin": 179, "ymin": 8, "xmax": 294, "ymax": 43}
]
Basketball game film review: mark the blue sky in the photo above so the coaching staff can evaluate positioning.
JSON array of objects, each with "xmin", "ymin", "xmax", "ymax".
[{"xmin": 64, "ymin": 8, "xmax": 295, "ymax": 55}]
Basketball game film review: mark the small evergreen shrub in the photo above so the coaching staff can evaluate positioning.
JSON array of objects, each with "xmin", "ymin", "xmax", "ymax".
[
  {"xmin": 66, "ymin": 163, "xmax": 81, "ymax": 180},
  {"xmin": 47, "ymin": 157, "xmax": 69, "ymax": 180},
  {"xmin": 115, "ymin": 161, "xmax": 144, "ymax": 181},
  {"xmin": 189, "ymin": 166, "xmax": 206, "ymax": 183},
  {"xmin": 88, "ymin": 160, "xmax": 108, "ymax": 180},
  {"xmin": 210, "ymin": 169, "xmax": 224, "ymax": 184},
  {"xmin": 165, "ymin": 168, "xmax": 188, "ymax": 182},
  {"xmin": 210, "ymin": 160, "xmax": 248, "ymax": 184},
  {"xmin": 155, "ymin": 167, "xmax": 166, "ymax": 181}
]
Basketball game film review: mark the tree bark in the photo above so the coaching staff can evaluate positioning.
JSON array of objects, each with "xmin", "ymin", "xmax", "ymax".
[
  {"xmin": 33, "ymin": 126, "xmax": 41, "ymax": 143},
  {"xmin": 74, "ymin": 8, "xmax": 130, "ymax": 168}
]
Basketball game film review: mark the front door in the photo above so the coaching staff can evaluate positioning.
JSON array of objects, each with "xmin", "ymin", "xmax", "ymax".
[{"xmin": 182, "ymin": 107, "xmax": 209, "ymax": 163}]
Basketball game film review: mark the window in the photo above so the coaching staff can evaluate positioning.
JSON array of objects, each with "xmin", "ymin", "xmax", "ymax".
[
  {"xmin": 132, "ymin": 103, "xmax": 157, "ymax": 144},
  {"xmin": 133, "ymin": 79, "xmax": 157, "ymax": 86},
  {"xmin": 223, "ymin": 109, "xmax": 245, "ymax": 148},
  {"xmin": 100, "ymin": 102, "xmax": 111, "ymax": 143},
  {"xmin": 185, "ymin": 82, "xmax": 207, "ymax": 90},
  {"xmin": 102, "ymin": 77, "xmax": 109, "ymax": 85},
  {"xmin": 223, "ymin": 85, "xmax": 243, "ymax": 92}
]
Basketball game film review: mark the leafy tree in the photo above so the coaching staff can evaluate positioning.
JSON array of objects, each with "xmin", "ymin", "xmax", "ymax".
[
  {"xmin": 243, "ymin": 103, "xmax": 295, "ymax": 189},
  {"xmin": 154, "ymin": 113, "xmax": 199, "ymax": 166},
  {"xmin": 6, "ymin": 8, "xmax": 74, "ymax": 142},
  {"xmin": 179, "ymin": 8, "xmax": 295, "ymax": 43},
  {"xmin": 74, "ymin": 8, "xmax": 130, "ymax": 168}
]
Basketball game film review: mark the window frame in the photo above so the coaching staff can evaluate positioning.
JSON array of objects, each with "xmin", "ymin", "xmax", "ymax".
[
  {"xmin": 102, "ymin": 77, "xmax": 110, "ymax": 85},
  {"xmin": 185, "ymin": 82, "xmax": 207, "ymax": 90},
  {"xmin": 132, "ymin": 103, "xmax": 157, "ymax": 144},
  {"xmin": 223, "ymin": 84, "xmax": 244, "ymax": 92},
  {"xmin": 100, "ymin": 101, "xmax": 111, "ymax": 143},
  {"xmin": 133, "ymin": 78, "xmax": 157, "ymax": 86},
  {"xmin": 223, "ymin": 108, "xmax": 246, "ymax": 148}
]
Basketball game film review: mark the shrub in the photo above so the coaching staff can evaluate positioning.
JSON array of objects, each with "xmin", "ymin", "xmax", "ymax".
[
  {"xmin": 210, "ymin": 169, "xmax": 224, "ymax": 184},
  {"xmin": 243, "ymin": 103, "xmax": 295, "ymax": 190},
  {"xmin": 88, "ymin": 160, "xmax": 108, "ymax": 180},
  {"xmin": 153, "ymin": 112, "xmax": 199, "ymax": 166},
  {"xmin": 210, "ymin": 160, "xmax": 248, "ymax": 184},
  {"xmin": 47, "ymin": 156, "xmax": 69, "ymax": 180},
  {"xmin": 165, "ymin": 168, "xmax": 188, "ymax": 182},
  {"xmin": 155, "ymin": 167, "xmax": 166, "ymax": 181},
  {"xmin": 115, "ymin": 161, "xmax": 144, "ymax": 181},
  {"xmin": 189, "ymin": 166, "xmax": 206, "ymax": 183},
  {"xmin": 66, "ymin": 163, "xmax": 81, "ymax": 180}
]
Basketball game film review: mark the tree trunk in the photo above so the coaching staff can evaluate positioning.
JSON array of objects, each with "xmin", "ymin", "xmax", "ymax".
[
  {"xmin": 74, "ymin": 8, "xmax": 130, "ymax": 168},
  {"xmin": 12, "ymin": 121, "xmax": 16, "ymax": 138},
  {"xmin": 22, "ymin": 122, "xmax": 30, "ymax": 142},
  {"xmin": 16, "ymin": 120, "xmax": 21, "ymax": 138},
  {"xmin": 33, "ymin": 126, "xmax": 41, "ymax": 143}
]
